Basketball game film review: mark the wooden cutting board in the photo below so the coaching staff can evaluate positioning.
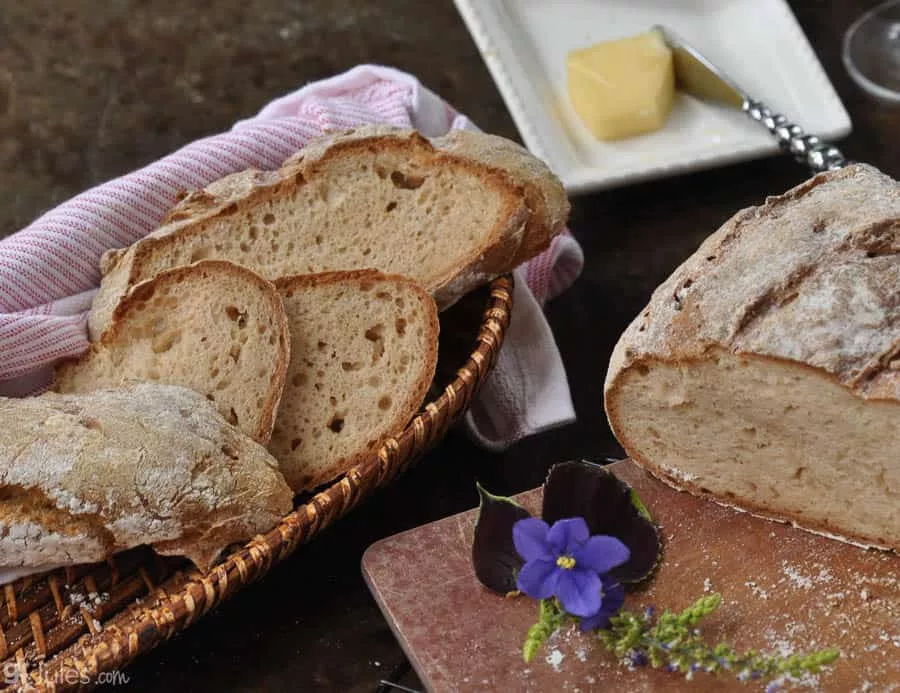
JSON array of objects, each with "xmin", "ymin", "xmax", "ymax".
[{"xmin": 362, "ymin": 461, "xmax": 900, "ymax": 692}]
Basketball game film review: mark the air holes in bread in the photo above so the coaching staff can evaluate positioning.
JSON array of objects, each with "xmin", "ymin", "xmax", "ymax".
[
  {"xmin": 225, "ymin": 306, "xmax": 248, "ymax": 328},
  {"xmin": 342, "ymin": 361, "xmax": 363, "ymax": 372},
  {"xmin": 385, "ymin": 201, "xmax": 397, "ymax": 212},
  {"xmin": 227, "ymin": 407, "xmax": 239, "ymax": 426},
  {"xmin": 395, "ymin": 317, "xmax": 407, "ymax": 336},
  {"xmin": 390, "ymin": 171, "xmax": 425, "ymax": 190},
  {"xmin": 378, "ymin": 395, "xmax": 392, "ymax": 410},
  {"xmin": 365, "ymin": 324, "xmax": 386, "ymax": 362},
  {"xmin": 291, "ymin": 438, "xmax": 302, "ymax": 451},
  {"xmin": 220, "ymin": 444, "xmax": 239, "ymax": 460},
  {"xmin": 328, "ymin": 414, "xmax": 345, "ymax": 433},
  {"xmin": 263, "ymin": 213, "xmax": 276, "ymax": 225}
]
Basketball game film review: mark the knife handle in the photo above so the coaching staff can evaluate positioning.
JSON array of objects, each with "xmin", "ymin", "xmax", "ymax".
[{"xmin": 743, "ymin": 99, "xmax": 847, "ymax": 173}]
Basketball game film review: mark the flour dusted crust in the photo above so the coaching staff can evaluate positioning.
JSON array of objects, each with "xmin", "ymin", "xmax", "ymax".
[
  {"xmin": 89, "ymin": 125, "xmax": 569, "ymax": 338},
  {"xmin": 0, "ymin": 384, "xmax": 294, "ymax": 571},
  {"xmin": 605, "ymin": 164, "xmax": 900, "ymax": 550}
]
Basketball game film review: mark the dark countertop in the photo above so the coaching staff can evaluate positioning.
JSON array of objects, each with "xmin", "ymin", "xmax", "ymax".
[{"xmin": 1, "ymin": 2, "xmax": 897, "ymax": 691}]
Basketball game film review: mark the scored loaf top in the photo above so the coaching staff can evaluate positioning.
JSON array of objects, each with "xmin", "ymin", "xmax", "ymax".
[{"xmin": 607, "ymin": 163, "xmax": 900, "ymax": 401}]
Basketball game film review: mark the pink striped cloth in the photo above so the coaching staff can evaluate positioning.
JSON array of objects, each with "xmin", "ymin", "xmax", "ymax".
[{"xmin": 0, "ymin": 65, "xmax": 583, "ymax": 449}]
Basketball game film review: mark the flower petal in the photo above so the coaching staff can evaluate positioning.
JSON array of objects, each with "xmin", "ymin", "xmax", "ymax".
[
  {"xmin": 602, "ymin": 578, "xmax": 626, "ymax": 613},
  {"xmin": 547, "ymin": 517, "xmax": 590, "ymax": 555},
  {"xmin": 512, "ymin": 518, "xmax": 553, "ymax": 562},
  {"xmin": 556, "ymin": 568, "xmax": 602, "ymax": 617},
  {"xmin": 579, "ymin": 579, "xmax": 626, "ymax": 631},
  {"xmin": 516, "ymin": 559, "xmax": 560, "ymax": 599},
  {"xmin": 572, "ymin": 535, "xmax": 631, "ymax": 574}
]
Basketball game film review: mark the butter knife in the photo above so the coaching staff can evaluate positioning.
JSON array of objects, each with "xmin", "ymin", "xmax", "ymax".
[{"xmin": 654, "ymin": 25, "xmax": 848, "ymax": 173}]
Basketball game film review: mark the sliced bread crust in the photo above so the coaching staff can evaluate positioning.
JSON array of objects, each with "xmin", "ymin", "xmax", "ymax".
[
  {"xmin": 89, "ymin": 126, "xmax": 568, "ymax": 338},
  {"xmin": 269, "ymin": 269, "xmax": 439, "ymax": 492},
  {"xmin": 55, "ymin": 260, "xmax": 290, "ymax": 444}
]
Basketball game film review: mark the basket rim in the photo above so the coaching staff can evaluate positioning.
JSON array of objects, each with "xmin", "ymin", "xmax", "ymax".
[{"xmin": 4, "ymin": 274, "xmax": 515, "ymax": 692}]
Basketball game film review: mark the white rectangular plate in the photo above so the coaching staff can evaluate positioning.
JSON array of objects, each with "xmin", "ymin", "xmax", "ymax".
[{"xmin": 453, "ymin": 0, "xmax": 852, "ymax": 194}]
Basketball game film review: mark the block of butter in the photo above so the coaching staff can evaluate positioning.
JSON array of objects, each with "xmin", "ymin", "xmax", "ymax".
[{"xmin": 566, "ymin": 30, "xmax": 675, "ymax": 141}]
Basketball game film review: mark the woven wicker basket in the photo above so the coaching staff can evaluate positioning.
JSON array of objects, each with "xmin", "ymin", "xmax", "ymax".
[{"xmin": 0, "ymin": 275, "xmax": 514, "ymax": 692}]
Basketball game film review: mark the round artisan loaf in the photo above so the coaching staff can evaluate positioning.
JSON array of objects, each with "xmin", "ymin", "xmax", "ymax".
[{"xmin": 605, "ymin": 164, "xmax": 900, "ymax": 550}]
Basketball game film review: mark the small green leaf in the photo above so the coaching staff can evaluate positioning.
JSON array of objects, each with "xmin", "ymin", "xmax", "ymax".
[
  {"xmin": 542, "ymin": 460, "xmax": 661, "ymax": 584},
  {"xmin": 472, "ymin": 483, "xmax": 532, "ymax": 594}
]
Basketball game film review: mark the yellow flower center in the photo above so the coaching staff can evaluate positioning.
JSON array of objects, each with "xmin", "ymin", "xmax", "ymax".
[{"xmin": 556, "ymin": 555, "xmax": 576, "ymax": 570}]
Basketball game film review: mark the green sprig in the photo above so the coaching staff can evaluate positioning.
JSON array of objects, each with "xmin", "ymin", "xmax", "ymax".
[
  {"xmin": 523, "ymin": 598, "xmax": 566, "ymax": 663},
  {"xmin": 523, "ymin": 594, "xmax": 839, "ymax": 688}
]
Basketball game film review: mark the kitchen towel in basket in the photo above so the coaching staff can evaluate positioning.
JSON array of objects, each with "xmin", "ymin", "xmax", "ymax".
[{"xmin": 0, "ymin": 65, "xmax": 583, "ymax": 450}]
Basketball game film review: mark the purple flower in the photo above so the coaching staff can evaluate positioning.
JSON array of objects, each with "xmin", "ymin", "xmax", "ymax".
[
  {"xmin": 625, "ymin": 649, "xmax": 648, "ymax": 668},
  {"xmin": 578, "ymin": 579, "xmax": 625, "ymax": 631},
  {"xmin": 512, "ymin": 517, "xmax": 630, "ymax": 619}
]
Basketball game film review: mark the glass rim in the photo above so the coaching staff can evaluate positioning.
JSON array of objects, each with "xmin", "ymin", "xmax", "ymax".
[{"xmin": 842, "ymin": 0, "xmax": 900, "ymax": 103}]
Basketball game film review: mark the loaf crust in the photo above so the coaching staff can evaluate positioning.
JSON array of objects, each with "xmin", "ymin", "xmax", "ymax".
[
  {"xmin": 607, "ymin": 164, "xmax": 900, "ymax": 398},
  {"xmin": 605, "ymin": 164, "xmax": 900, "ymax": 549},
  {"xmin": 89, "ymin": 126, "xmax": 569, "ymax": 338},
  {"xmin": 0, "ymin": 384, "xmax": 294, "ymax": 572}
]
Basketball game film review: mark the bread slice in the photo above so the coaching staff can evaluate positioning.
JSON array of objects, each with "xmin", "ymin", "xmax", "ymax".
[
  {"xmin": 269, "ymin": 270, "xmax": 438, "ymax": 492},
  {"xmin": 88, "ymin": 125, "xmax": 569, "ymax": 338},
  {"xmin": 55, "ymin": 260, "xmax": 290, "ymax": 444},
  {"xmin": 0, "ymin": 383, "xmax": 294, "ymax": 572},
  {"xmin": 604, "ymin": 164, "xmax": 900, "ymax": 551}
]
